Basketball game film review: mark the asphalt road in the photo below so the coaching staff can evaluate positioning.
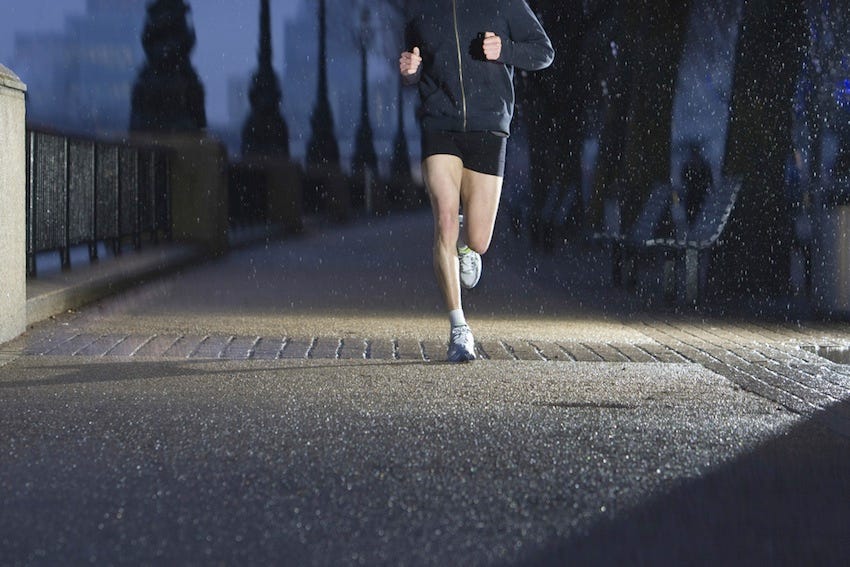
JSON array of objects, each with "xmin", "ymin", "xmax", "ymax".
[{"xmin": 2, "ymin": 211, "xmax": 849, "ymax": 565}]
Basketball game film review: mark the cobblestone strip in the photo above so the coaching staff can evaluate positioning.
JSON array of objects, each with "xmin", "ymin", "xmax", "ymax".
[
  {"xmin": 222, "ymin": 336, "xmax": 262, "ymax": 360},
  {"xmin": 638, "ymin": 321, "xmax": 804, "ymax": 407},
  {"xmin": 530, "ymin": 341, "xmax": 571, "ymax": 362},
  {"xmin": 251, "ymin": 337, "xmax": 287, "ymax": 359},
  {"xmin": 75, "ymin": 334, "xmax": 130, "ymax": 357},
  {"xmin": 418, "ymin": 341, "xmax": 434, "ymax": 362},
  {"xmin": 661, "ymin": 319, "xmax": 850, "ymax": 408},
  {"xmin": 493, "ymin": 341, "xmax": 517, "ymax": 360},
  {"xmin": 496, "ymin": 340, "xmax": 539, "ymax": 361},
  {"xmin": 13, "ymin": 332, "xmax": 704, "ymax": 364},
  {"xmin": 605, "ymin": 343, "xmax": 656, "ymax": 363},
  {"xmin": 105, "ymin": 335, "xmax": 156, "ymax": 356},
  {"xmin": 364, "ymin": 339, "xmax": 393, "ymax": 360},
  {"xmin": 691, "ymin": 325, "xmax": 850, "ymax": 397},
  {"xmin": 639, "ymin": 319, "xmax": 834, "ymax": 416},
  {"xmin": 163, "ymin": 335, "xmax": 208, "ymax": 358},
  {"xmin": 307, "ymin": 337, "xmax": 342, "ymax": 360},
  {"xmin": 626, "ymin": 340, "xmax": 691, "ymax": 364},
  {"xmin": 475, "ymin": 341, "xmax": 512, "ymax": 361},
  {"xmin": 658, "ymin": 321, "xmax": 823, "ymax": 399},
  {"xmin": 395, "ymin": 339, "xmax": 424, "ymax": 361},
  {"xmin": 525, "ymin": 341, "xmax": 552, "ymax": 361},
  {"xmin": 755, "ymin": 320, "xmax": 849, "ymax": 347},
  {"xmin": 189, "ymin": 335, "xmax": 233, "ymax": 359},
  {"xmin": 20, "ymin": 329, "xmax": 79, "ymax": 355},
  {"xmin": 335, "ymin": 339, "xmax": 358, "ymax": 360},
  {"xmin": 133, "ymin": 335, "xmax": 181, "ymax": 357},
  {"xmin": 282, "ymin": 338, "xmax": 314, "ymax": 359}
]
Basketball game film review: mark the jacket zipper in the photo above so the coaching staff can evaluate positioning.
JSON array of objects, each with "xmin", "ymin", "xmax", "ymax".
[{"xmin": 451, "ymin": 0, "xmax": 467, "ymax": 131}]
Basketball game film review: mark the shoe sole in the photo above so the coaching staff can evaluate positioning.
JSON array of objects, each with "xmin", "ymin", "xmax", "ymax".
[
  {"xmin": 447, "ymin": 349, "xmax": 476, "ymax": 363},
  {"xmin": 460, "ymin": 274, "xmax": 480, "ymax": 290}
]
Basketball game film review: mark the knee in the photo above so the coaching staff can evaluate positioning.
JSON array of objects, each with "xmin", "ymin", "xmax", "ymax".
[
  {"xmin": 466, "ymin": 231, "xmax": 492, "ymax": 255},
  {"xmin": 470, "ymin": 241, "xmax": 490, "ymax": 255},
  {"xmin": 435, "ymin": 211, "xmax": 460, "ymax": 244}
]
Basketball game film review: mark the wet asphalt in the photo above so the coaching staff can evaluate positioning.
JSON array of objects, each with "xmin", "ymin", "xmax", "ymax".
[{"xmin": 1, "ymin": 211, "xmax": 849, "ymax": 565}]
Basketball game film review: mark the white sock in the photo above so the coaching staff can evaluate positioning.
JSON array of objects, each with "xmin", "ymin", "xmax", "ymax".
[{"xmin": 449, "ymin": 309, "xmax": 467, "ymax": 329}]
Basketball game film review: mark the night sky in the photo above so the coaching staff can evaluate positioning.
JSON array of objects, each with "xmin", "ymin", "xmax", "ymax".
[{"xmin": 0, "ymin": 0, "xmax": 304, "ymax": 123}]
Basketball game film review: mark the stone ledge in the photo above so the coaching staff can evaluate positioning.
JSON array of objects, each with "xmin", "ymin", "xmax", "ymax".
[
  {"xmin": 0, "ymin": 64, "xmax": 26, "ymax": 92},
  {"xmin": 26, "ymin": 244, "xmax": 207, "ymax": 327}
]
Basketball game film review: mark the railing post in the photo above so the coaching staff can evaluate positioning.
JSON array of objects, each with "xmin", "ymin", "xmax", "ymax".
[
  {"xmin": 90, "ymin": 142, "xmax": 99, "ymax": 262},
  {"xmin": 0, "ymin": 64, "xmax": 27, "ymax": 344},
  {"xmin": 26, "ymin": 131, "xmax": 36, "ymax": 277},
  {"xmin": 133, "ymin": 147, "xmax": 142, "ymax": 251},
  {"xmin": 62, "ymin": 136, "xmax": 71, "ymax": 270}
]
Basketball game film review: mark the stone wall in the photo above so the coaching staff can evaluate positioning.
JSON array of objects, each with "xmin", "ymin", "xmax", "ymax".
[{"xmin": 0, "ymin": 64, "xmax": 27, "ymax": 345}]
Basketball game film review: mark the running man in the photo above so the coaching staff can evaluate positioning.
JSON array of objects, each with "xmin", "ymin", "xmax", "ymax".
[{"xmin": 399, "ymin": 1, "xmax": 554, "ymax": 362}]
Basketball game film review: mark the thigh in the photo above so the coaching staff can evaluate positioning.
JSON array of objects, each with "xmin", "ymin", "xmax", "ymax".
[
  {"xmin": 422, "ymin": 154, "xmax": 464, "ymax": 227},
  {"xmin": 460, "ymin": 168, "xmax": 504, "ymax": 253}
]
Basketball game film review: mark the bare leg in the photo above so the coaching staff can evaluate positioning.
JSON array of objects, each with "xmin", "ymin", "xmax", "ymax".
[
  {"xmin": 459, "ymin": 168, "xmax": 504, "ymax": 255},
  {"xmin": 423, "ymin": 154, "xmax": 505, "ymax": 313},
  {"xmin": 423, "ymin": 155, "xmax": 464, "ymax": 312}
]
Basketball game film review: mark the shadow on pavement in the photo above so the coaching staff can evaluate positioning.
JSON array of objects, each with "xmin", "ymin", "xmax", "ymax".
[
  {"xmin": 0, "ymin": 359, "xmax": 434, "ymax": 390},
  {"xmin": 528, "ymin": 398, "xmax": 850, "ymax": 566}
]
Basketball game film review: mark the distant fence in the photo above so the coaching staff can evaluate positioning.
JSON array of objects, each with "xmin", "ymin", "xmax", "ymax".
[{"xmin": 25, "ymin": 128, "xmax": 172, "ymax": 276}]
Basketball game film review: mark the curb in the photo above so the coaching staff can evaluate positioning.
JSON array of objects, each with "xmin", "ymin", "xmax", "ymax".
[{"xmin": 25, "ymin": 244, "xmax": 207, "ymax": 326}]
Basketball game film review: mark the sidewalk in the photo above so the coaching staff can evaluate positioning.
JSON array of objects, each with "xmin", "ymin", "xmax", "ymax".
[
  {"xmin": 12, "ymin": 210, "xmax": 850, "ymax": 424},
  {"xmin": 2, "ymin": 210, "xmax": 849, "ymax": 565}
]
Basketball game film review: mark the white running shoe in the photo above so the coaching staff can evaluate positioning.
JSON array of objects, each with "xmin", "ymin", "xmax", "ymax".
[
  {"xmin": 447, "ymin": 325, "xmax": 476, "ymax": 363},
  {"xmin": 457, "ymin": 213, "xmax": 482, "ymax": 290},
  {"xmin": 458, "ymin": 248, "xmax": 482, "ymax": 289}
]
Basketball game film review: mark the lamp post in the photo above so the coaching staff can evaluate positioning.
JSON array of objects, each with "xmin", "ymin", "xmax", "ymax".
[
  {"xmin": 242, "ymin": 0, "xmax": 289, "ymax": 158},
  {"xmin": 390, "ymin": 78, "xmax": 412, "ymax": 183},
  {"xmin": 130, "ymin": 0, "xmax": 206, "ymax": 132},
  {"xmin": 351, "ymin": 6, "xmax": 379, "ymax": 210},
  {"xmin": 306, "ymin": 0, "xmax": 340, "ymax": 169}
]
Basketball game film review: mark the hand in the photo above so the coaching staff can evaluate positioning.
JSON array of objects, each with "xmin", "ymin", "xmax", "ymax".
[
  {"xmin": 482, "ymin": 32, "xmax": 501, "ymax": 61},
  {"xmin": 399, "ymin": 46, "xmax": 422, "ymax": 77}
]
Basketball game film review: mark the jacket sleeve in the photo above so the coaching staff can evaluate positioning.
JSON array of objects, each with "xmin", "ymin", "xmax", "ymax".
[
  {"xmin": 498, "ymin": 0, "xmax": 554, "ymax": 71},
  {"xmin": 402, "ymin": 19, "xmax": 422, "ymax": 85}
]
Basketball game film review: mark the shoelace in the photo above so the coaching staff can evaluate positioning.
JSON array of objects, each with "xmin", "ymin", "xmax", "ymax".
[
  {"xmin": 451, "ymin": 325, "xmax": 471, "ymax": 344},
  {"xmin": 459, "ymin": 250, "xmax": 477, "ymax": 270}
]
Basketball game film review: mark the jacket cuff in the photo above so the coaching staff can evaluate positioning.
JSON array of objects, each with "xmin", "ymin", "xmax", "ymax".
[
  {"xmin": 402, "ymin": 69, "xmax": 421, "ymax": 86},
  {"xmin": 497, "ymin": 38, "xmax": 515, "ymax": 66}
]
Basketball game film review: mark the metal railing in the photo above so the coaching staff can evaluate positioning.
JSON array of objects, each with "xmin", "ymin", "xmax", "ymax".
[{"xmin": 25, "ymin": 128, "xmax": 172, "ymax": 276}]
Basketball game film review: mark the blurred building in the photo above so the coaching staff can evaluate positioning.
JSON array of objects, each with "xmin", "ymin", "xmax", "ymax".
[{"xmin": 12, "ymin": 0, "xmax": 147, "ymax": 135}]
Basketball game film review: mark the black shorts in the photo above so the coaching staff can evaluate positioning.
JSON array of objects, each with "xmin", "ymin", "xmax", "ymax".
[{"xmin": 421, "ymin": 129, "xmax": 508, "ymax": 177}]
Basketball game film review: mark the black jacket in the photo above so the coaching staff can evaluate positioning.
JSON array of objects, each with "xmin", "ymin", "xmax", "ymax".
[{"xmin": 404, "ymin": 0, "xmax": 554, "ymax": 136}]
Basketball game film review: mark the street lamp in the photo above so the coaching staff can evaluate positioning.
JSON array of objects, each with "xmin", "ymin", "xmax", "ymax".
[{"xmin": 351, "ymin": 6, "xmax": 379, "ymax": 210}]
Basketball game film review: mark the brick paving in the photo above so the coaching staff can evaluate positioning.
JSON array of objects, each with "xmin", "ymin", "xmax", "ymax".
[{"xmin": 18, "ymin": 331, "xmax": 694, "ymax": 363}]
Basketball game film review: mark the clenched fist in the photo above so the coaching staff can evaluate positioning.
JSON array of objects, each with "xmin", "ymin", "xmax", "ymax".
[
  {"xmin": 482, "ymin": 32, "xmax": 501, "ymax": 61},
  {"xmin": 399, "ymin": 46, "xmax": 422, "ymax": 77}
]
